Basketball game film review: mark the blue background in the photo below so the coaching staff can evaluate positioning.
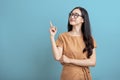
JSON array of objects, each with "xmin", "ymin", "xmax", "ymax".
[{"xmin": 0, "ymin": 0, "xmax": 120, "ymax": 80}]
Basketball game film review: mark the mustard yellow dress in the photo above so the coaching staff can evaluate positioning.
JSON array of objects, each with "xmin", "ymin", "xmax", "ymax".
[{"xmin": 56, "ymin": 32, "xmax": 97, "ymax": 80}]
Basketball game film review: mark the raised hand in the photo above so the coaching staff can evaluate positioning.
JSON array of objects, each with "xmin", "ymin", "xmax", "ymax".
[{"xmin": 49, "ymin": 21, "xmax": 57, "ymax": 37}]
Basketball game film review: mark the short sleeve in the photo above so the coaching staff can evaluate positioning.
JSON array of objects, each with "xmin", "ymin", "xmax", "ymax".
[
  {"xmin": 56, "ymin": 34, "xmax": 63, "ymax": 48},
  {"xmin": 93, "ymin": 38, "xmax": 97, "ymax": 48}
]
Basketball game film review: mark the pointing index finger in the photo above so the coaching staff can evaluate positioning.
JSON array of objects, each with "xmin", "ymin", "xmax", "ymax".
[{"xmin": 50, "ymin": 21, "xmax": 53, "ymax": 27}]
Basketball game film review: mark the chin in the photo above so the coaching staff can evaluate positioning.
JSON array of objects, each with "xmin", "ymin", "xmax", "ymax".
[{"xmin": 70, "ymin": 22, "xmax": 76, "ymax": 26}]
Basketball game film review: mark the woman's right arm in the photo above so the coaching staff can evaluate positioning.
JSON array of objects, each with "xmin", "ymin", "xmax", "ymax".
[
  {"xmin": 50, "ymin": 36, "xmax": 63, "ymax": 61},
  {"xmin": 49, "ymin": 22, "xmax": 63, "ymax": 61}
]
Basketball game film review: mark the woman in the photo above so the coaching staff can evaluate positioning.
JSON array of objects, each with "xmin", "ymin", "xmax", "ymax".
[{"xmin": 49, "ymin": 6, "xmax": 97, "ymax": 80}]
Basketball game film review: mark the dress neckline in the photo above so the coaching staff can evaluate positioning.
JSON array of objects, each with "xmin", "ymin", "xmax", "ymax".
[{"xmin": 66, "ymin": 32, "xmax": 83, "ymax": 38}]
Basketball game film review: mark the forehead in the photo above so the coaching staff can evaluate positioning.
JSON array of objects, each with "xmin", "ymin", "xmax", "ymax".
[{"xmin": 72, "ymin": 9, "xmax": 82, "ymax": 15}]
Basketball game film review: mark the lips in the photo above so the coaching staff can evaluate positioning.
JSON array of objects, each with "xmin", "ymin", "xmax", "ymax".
[{"xmin": 70, "ymin": 19, "xmax": 75, "ymax": 22}]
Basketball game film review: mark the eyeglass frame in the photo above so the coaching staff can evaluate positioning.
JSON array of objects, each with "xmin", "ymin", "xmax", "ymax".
[{"xmin": 69, "ymin": 13, "xmax": 83, "ymax": 19}]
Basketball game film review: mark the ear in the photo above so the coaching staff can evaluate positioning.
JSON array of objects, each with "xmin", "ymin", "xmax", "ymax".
[{"xmin": 81, "ymin": 18, "xmax": 84, "ymax": 23}]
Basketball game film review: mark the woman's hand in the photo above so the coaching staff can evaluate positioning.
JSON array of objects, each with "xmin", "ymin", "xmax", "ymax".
[
  {"xmin": 60, "ymin": 55, "xmax": 71, "ymax": 64},
  {"xmin": 49, "ymin": 21, "xmax": 57, "ymax": 37}
]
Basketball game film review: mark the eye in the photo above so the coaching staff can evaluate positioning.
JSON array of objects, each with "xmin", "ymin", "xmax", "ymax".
[
  {"xmin": 69, "ymin": 13, "xmax": 82, "ymax": 18},
  {"xmin": 74, "ymin": 13, "xmax": 80, "ymax": 17}
]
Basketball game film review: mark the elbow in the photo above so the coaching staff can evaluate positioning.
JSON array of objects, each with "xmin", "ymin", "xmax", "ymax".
[
  {"xmin": 92, "ymin": 63, "xmax": 96, "ymax": 67},
  {"xmin": 54, "ymin": 58, "xmax": 60, "ymax": 61},
  {"xmin": 91, "ymin": 61, "xmax": 96, "ymax": 67},
  {"xmin": 54, "ymin": 56, "xmax": 61, "ymax": 61}
]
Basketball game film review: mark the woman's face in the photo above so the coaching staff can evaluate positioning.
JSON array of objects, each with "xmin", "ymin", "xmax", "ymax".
[{"xmin": 69, "ymin": 9, "xmax": 84, "ymax": 26}]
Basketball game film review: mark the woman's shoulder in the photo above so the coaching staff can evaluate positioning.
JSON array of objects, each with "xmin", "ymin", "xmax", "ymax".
[
  {"xmin": 58, "ymin": 32, "xmax": 69, "ymax": 37},
  {"xmin": 57, "ymin": 32, "xmax": 70, "ymax": 40}
]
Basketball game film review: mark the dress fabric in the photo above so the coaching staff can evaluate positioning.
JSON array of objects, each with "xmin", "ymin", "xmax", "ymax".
[{"xmin": 56, "ymin": 32, "xmax": 97, "ymax": 80}]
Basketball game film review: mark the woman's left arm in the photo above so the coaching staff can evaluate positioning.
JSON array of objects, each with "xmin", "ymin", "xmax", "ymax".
[{"xmin": 62, "ymin": 48, "xmax": 96, "ymax": 67}]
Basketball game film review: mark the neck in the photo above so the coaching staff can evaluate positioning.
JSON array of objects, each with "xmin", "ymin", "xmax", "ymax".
[{"xmin": 71, "ymin": 24, "xmax": 82, "ymax": 35}]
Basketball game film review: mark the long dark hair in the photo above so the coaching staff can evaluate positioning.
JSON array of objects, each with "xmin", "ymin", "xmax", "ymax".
[{"xmin": 68, "ymin": 7, "xmax": 94, "ymax": 58}]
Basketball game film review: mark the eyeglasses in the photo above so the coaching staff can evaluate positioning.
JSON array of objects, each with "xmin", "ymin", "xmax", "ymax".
[{"xmin": 69, "ymin": 13, "xmax": 82, "ymax": 19}]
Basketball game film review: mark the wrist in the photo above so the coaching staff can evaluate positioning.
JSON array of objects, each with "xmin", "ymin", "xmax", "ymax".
[{"xmin": 50, "ymin": 35, "xmax": 55, "ymax": 38}]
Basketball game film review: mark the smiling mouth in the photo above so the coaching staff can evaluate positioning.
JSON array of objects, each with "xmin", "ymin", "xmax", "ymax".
[{"xmin": 70, "ymin": 19, "xmax": 75, "ymax": 22}]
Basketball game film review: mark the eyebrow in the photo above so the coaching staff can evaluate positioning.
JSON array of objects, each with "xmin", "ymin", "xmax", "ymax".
[{"xmin": 72, "ymin": 12, "xmax": 81, "ymax": 15}]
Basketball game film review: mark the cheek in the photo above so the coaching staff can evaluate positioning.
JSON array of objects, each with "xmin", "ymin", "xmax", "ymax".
[
  {"xmin": 69, "ymin": 18, "xmax": 76, "ymax": 25},
  {"xmin": 76, "ymin": 19, "xmax": 83, "ymax": 24}
]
